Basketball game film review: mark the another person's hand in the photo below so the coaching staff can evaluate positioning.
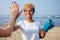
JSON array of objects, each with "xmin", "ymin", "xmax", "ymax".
[{"xmin": 10, "ymin": 1, "xmax": 22, "ymax": 19}]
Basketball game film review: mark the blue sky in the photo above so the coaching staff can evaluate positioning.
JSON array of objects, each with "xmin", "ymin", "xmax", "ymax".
[{"xmin": 0, "ymin": 0, "xmax": 60, "ymax": 17}]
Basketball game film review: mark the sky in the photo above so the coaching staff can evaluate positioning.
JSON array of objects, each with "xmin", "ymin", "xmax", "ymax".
[{"xmin": 0, "ymin": 0, "xmax": 60, "ymax": 17}]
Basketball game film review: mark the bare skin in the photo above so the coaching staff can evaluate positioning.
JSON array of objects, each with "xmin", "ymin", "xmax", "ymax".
[
  {"xmin": 0, "ymin": 1, "xmax": 46, "ymax": 38},
  {"xmin": 0, "ymin": 1, "xmax": 21, "ymax": 37}
]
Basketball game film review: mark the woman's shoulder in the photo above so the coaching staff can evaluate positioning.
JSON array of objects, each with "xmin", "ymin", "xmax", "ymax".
[
  {"xmin": 34, "ymin": 21, "xmax": 41, "ymax": 26},
  {"xmin": 34, "ymin": 21, "xmax": 40, "ymax": 24}
]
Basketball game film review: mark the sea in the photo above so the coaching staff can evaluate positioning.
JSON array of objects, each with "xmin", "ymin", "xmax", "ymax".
[{"xmin": 0, "ymin": 15, "xmax": 60, "ymax": 27}]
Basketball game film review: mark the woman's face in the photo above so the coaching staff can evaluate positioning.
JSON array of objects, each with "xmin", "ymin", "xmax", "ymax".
[{"xmin": 24, "ymin": 8, "xmax": 34, "ymax": 19}]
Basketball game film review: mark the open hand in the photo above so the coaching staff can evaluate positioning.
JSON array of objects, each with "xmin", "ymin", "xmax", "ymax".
[{"xmin": 10, "ymin": 1, "xmax": 22, "ymax": 19}]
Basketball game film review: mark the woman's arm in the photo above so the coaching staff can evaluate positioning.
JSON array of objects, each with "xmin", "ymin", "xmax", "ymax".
[
  {"xmin": 0, "ymin": 1, "xmax": 22, "ymax": 37},
  {"xmin": 0, "ymin": 16, "xmax": 16, "ymax": 37}
]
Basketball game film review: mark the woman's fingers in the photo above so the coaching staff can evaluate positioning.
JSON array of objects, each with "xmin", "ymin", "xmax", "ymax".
[
  {"xmin": 14, "ymin": 1, "xmax": 17, "ymax": 4},
  {"xmin": 12, "ymin": 1, "xmax": 17, "ymax": 5},
  {"xmin": 12, "ymin": 2, "xmax": 18, "ymax": 9},
  {"xmin": 10, "ymin": 1, "xmax": 22, "ymax": 19},
  {"xmin": 10, "ymin": 1, "xmax": 19, "ymax": 12},
  {"xmin": 17, "ymin": 10, "xmax": 22, "ymax": 17}
]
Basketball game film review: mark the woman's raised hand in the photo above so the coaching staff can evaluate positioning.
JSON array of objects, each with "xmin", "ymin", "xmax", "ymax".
[{"xmin": 10, "ymin": 1, "xmax": 22, "ymax": 19}]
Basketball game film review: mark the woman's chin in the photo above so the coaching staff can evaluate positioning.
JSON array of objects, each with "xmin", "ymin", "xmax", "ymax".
[{"xmin": 26, "ymin": 17, "xmax": 31, "ymax": 19}]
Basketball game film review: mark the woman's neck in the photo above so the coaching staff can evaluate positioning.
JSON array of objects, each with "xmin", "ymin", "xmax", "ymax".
[{"xmin": 25, "ymin": 18, "xmax": 34, "ymax": 23}]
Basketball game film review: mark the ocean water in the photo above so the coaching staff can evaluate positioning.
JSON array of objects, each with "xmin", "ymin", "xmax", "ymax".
[{"xmin": 0, "ymin": 15, "xmax": 60, "ymax": 27}]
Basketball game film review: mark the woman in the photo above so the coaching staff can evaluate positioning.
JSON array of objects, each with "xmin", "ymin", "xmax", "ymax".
[{"xmin": 0, "ymin": 1, "xmax": 46, "ymax": 40}]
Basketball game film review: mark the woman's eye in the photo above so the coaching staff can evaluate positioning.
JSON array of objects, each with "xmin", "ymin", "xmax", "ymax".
[
  {"xmin": 29, "ymin": 10, "xmax": 32, "ymax": 12},
  {"xmin": 25, "ymin": 10, "xmax": 27, "ymax": 12}
]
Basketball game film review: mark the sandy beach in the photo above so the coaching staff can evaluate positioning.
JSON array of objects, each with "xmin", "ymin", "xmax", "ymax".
[{"xmin": 0, "ymin": 26, "xmax": 60, "ymax": 40}]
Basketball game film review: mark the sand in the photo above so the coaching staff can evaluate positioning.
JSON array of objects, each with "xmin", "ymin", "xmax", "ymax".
[
  {"xmin": 41, "ymin": 26, "xmax": 60, "ymax": 40},
  {"xmin": 0, "ymin": 26, "xmax": 60, "ymax": 40}
]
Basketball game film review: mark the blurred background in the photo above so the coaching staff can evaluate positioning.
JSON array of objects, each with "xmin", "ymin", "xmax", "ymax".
[{"xmin": 0, "ymin": 0, "xmax": 60, "ymax": 26}]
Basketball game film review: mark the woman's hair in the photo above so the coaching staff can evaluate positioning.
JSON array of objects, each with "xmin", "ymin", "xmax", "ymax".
[{"xmin": 24, "ymin": 3, "xmax": 35, "ymax": 13}]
